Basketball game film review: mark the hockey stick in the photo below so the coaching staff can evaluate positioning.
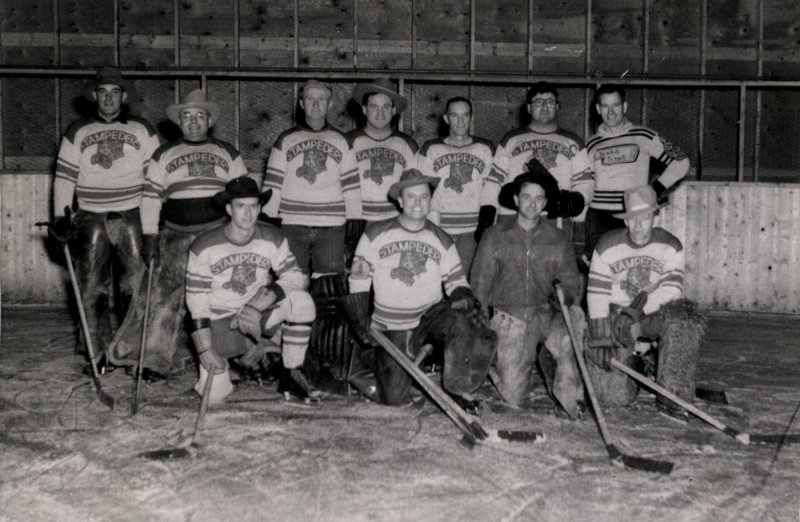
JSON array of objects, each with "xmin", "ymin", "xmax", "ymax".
[
  {"xmin": 609, "ymin": 359, "xmax": 800, "ymax": 445},
  {"xmin": 35, "ymin": 218, "xmax": 115, "ymax": 408},
  {"xmin": 139, "ymin": 368, "xmax": 214, "ymax": 460},
  {"xmin": 554, "ymin": 280, "xmax": 673, "ymax": 474},
  {"xmin": 370, "ymin": 327, "xmax": 546, "ymax": 447},
  {"xmin": 63, "ymin": 243, "xmax": 117, "ymax": 409},
  {"xmin": 131, "ymin": 258, "xmax": 155, "ymax": 416}
]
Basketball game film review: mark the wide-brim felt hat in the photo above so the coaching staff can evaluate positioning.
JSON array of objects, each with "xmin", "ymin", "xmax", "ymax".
[
  {"xmin": 84, "ymin": 65, "xmax": 134, "ymax": 100},
  {"xmin": 212, "ymin": 176, "xmax": 272, "ymax": 209},
  {"xmin": 388, "ymin": 169, "xmax": 440, "ymax": 200},
  {"xmin": 166, "ymin": 89, "xmax": 221, "ymax": 126},
  {"xmin": 612, "ymin": 185, "xmax": 667, "ymax": 219},
  {"xmin": 498, "ymin": 157, "xmax": 559, "ymax": 211},
  {"xmin": 353, "ymin": 78, "xmax": 408, "ymax": 114}
]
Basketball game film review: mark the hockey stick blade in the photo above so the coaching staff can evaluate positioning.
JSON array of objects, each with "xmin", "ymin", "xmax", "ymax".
[
  {"xmin": 93, "ymin": 377, "xmax": 116, "ymax": 409},
  {"xmin": 747, "ymin": 433, "xmax": 800, "ymax": 445},
  {"xmin": 491, "ymin": 429, "xmax": 547, "ymax": 443},
  {"xmin": 607, "ymin": 444, "xmax": 674, "ymax": 474}
]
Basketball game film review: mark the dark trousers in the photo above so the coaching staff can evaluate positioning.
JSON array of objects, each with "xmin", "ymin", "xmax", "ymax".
[
  {"xmin": 375, "ymin": 303, "xmax": 496, "ymax": 406},
  {"xmin": 585, "ymin": 208, "xmax": 625, "ymax": 260},
  {"xmin": 71, "ymin": 209, "xmax": 144, "ymax": 354},
  {"xmin": 282, "ymin": 224, "xmax": 346, "ymax": 275}
]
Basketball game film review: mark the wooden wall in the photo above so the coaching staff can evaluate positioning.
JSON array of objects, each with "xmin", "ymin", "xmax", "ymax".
[
  {"xmin": 3, "ymin": 174, "xmax": 799, "ymax": 314},
  {"xmin": 1, "ymin": 0, "xmax": 800, "ymax": 179}
]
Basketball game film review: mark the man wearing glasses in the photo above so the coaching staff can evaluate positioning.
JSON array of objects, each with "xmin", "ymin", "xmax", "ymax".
[{"xmin": 491, "ymin": 82, "xmax": 595, "ymax": 258}]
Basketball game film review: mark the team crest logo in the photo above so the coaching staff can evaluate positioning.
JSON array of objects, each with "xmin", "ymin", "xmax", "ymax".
[
  {"xmin": 223, "ymin": 264, "xmax": 257, "ymax": 296},
  {"xmin": 444, "ymin": 163, "xmax": 473, "ymax": 194},
  {"xmin": 532, "ymin": 147, "xmax": 558, "ymax": 169},
  {"xmin": 91, "ymin": 139, "xmax": 124, "ymax": 169},
  {"xmin": 621, "ymin": 266, "xmax": 651, "ymax": 300},
  {"xmin": 364, "ymin": 154, "xmax": 394, "ymax": 185},
  {"xmin": 188, "ymin": 161, "xmax": 216, "ymax": 177},
  {"xmin": 297, "ymin": 148, "xmax": 327, "ymax": 184},
  {"xmin": 390, "ymin": 251, "xmax": 428, "ymax": 286}
]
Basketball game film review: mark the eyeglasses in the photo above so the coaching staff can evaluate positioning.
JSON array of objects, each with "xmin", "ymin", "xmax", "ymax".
[{"xmin": 530, "ymin": 99, "xmax": 557, "ymax": 108}]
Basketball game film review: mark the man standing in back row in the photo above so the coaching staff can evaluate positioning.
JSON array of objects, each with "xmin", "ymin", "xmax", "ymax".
[
  {"xmin": 584, "ymin": 84, "xmax": 689, "ymax": 259},
  {"xmin": 109, "ymin": 89, "xmax": 250, "ymax": 380},
  {"xmin": 492, "ymin": 82, "xmax": 595, "ymax": 257},
  {"xmin": 53, "ymin": 66, "xmax": 160, "ymax": 371},
  {"xmin": 418, "ymin": 97, "xmax": 499, "ymax": 274}
]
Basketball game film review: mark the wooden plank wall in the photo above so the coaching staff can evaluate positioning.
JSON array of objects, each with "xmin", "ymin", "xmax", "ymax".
[
  {"xmin": 656, "ymin": 181, "xmax": 800, "ymax": 314},
  {"xmin": 3, "ymin": 175, "xmax": 799, "ymax": 314}
]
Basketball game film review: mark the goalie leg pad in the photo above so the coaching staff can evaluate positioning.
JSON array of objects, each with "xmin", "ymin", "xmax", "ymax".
[
  {"xmin": 645, "ymin": 299, "xmax": 707, "ymax": 404},
  {"xmin": 490, "ymin": 310, "xmax": 538, "ymax": 407},
  {"xmin": 309, "ymin": 274, "xmax": 352, "ymax": 381},
  {"xmin": 541, "ymin": 306, "xmax": 585, "ymax": 418}
]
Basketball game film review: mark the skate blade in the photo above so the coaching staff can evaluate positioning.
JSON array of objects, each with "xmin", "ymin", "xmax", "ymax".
[{"xmin": 282, "ymin": 391, "xmax": 321, "ymax": 404}]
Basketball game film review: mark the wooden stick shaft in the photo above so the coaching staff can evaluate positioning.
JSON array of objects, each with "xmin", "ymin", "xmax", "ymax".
[
  {"xmin": 193, "ymin": 369, "xmax": 215, "ymax": 442},
  {"xmin": 63, "ymin": 244, "xmax": 102, "ymax": 382},
  {"xmin": 610, "ymin": 359, "xmax": 731, "ymax": 433},
  {"xmin": 370, "ymin": 327, "xmax": 478, "ymax": 438},
  {"xmin": 554, "ymin": 284, "xmax": 614, "ymax": 446},
  {"xmin": 134, "ymin": 259, "xmax": 156, "ymax": 409}
]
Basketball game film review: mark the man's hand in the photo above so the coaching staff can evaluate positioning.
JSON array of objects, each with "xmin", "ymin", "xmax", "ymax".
[
  {"xmin": 199, "ymin": 349, "xmax": 226, "ymax": 373},
  {"xmin": 230, "ymin": 305, "xmax": 263, "ymax": 340},
  {"xmin": 141, "ymin": 234, "xmax": 160, "ymax": 264}
]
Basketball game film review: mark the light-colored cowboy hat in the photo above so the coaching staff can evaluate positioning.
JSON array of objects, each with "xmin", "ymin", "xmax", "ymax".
[
  {"xmin": 166, "ymin": 89, "xmax": 221, "ymax": 126},
  {"xmin": 613, "ymin": 185, "xmax": 668, "ymax": 219},
  {"xmin": 352, "ymin": 78, "xmax": 408, "ymax": 113}
]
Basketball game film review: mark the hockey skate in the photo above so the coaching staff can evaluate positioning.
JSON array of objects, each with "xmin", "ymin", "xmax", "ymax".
[{"xmin": 278, "ymin": 367, "xmax": 323, "ymax": 404}]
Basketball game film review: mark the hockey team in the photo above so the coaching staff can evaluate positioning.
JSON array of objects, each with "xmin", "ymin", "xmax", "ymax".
[{"xmin": 51, "ymin": 66, "xmax": 705, "ymax": 424}]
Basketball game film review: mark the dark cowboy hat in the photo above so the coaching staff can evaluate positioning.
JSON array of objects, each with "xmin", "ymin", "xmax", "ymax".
[
  {"xmin": 212, "ymin": 176, "xmax": 273, "ymax": 209},
  {"xmin": 83, "ymin": 65, "xmax": 134, "ymax": 100},
  {"xmin": 388, "ymin": 168, "xmax": 440, "ymax": 200},
  {"xmin": 352, "ymin": 78, "xmax": 408, "ymax": 114},
  {"xmin": 613, "ymin": 185, "xmax": 668, "ymax": 219},
  {"xmin": 498, "ymin": 158, "xmax": 560, "ymax": 211},
  {"xmin": 166, "ymin": 89, "xmax": 221, "ymax": 127}
]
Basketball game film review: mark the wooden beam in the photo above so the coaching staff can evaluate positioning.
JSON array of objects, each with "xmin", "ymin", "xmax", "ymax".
[
  {"xmin": 411, "ymin": 0, "xmax": 416, "ymax": 69},
  {"xmin": 113, "ymin": 0, "xmax": 120, "ymax": 66},
  {"xmin": 584, "ymin": 0, "xmax": 593, "ymax": 140},
  {"xmin": 641, "ymin": 0, "xmax": 649, "ymax": 125},
  {"xmin": 469, "ymin": 0, "xmax": 475, "ymax": 72},
  {"xmin": 753, "ymin": 0, "xmax": 764, "ymax": 181},
  {"xmin": 527, "ymin": 0, "xmax": 534, "ymax": 74},
  {"xmin": 737, "ymin": 84, "xmax": 746, "ymax": 182},
  {"xmin": 698, "ymin": 0, "xmax": 707, "ymax": 180},
  {"xmin": 353, "ymin": 0, "xmax": 359, "ymax": 69}
]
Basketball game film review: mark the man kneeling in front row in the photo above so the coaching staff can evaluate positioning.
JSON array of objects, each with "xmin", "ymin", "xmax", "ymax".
[
  {"xmin": 343, "ymin": 169, "xmax": 497, "ymax": 412},
  {"xmin": 185, "ymin": 177, "xmax": 319, "ymax": 404},
  {"xmin": 586, "ymin": 185, "xmax": 705, "ymax": 422}
]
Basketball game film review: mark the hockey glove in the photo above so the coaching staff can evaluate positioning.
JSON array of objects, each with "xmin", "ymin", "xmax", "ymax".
[
  {"xmin": 548, "ymin": 190, "xmax": 586, "ymax": 219},
  {"xmin": 50, "ymin": 207, "xmax": 77, "ymax": 244},
  {"xmin": 474, "ymin": 205, "xmax": 496, "ymax": 243}
]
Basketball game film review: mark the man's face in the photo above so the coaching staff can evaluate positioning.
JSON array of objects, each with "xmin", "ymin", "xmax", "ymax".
[
  {"xmin": 300, "ymin": 86, "xmax": 331, "ymax": 123},
  {"xmin": 514, "ymin": 182, "xmax": 547, "ymax": 221},
  {"xmin": 179, "ymin": 108, "xmax": 210, "ymax": 142},
  {"xmin": 444, "ymin": 101, "xmax": 472, "ymax": 138},
  {"xmin": 93, "ymin": 84, "xmax": 126, "ymax": 118},
  {"xmin": 528, "ymin": 92, "xmax": 558, "ymax": 126},
  {"xmin": 625, "ymin": 212, "xmax": 655, "ymax": 245},
  {"xmin": 364, "ymin": 93, "xmax": 395, "ymax": 131},
  {"xmin": 226, "ymin": 197, "xmax": 259, "ymax": 231},
  {"xmin": 398, "ymin": 183, "xmax": 432, "ymax": 221},
  {"xmin": 596, "ymin": 92, "xmax": 627, "ymax": 128}
]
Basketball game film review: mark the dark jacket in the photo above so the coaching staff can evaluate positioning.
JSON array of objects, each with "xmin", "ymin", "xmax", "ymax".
[{"xmin": 470, "ymin": 218, "xmax": 580, "ymax": 320}]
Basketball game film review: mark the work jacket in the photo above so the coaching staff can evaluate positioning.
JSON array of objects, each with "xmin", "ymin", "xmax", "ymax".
[{"xmin": 471, "ymin": 217, "xmax": 581, "ymax": 321}]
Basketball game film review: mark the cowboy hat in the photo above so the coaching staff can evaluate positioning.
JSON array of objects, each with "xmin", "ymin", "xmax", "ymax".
[
  {"xmin": 212, "ymin": 176, "xmax": 273, "ymax": 209},
  {"xmin": 498, "ymin": 158, "xmax": 559, "ymax": 211},
  {"xmin": 166, "ymin": 89, "xmax": 221, "ymax": 126},
  {"xmin": 388, "ymin": 169, "xmax": 440, "ymax": 200},
  {"xmin": 353, "ymin": 78, "xmax": 408, "ymax": 114},
  {"xmin": 613, "ymin": 185, "xmax": 667, "ymax": 219}
]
